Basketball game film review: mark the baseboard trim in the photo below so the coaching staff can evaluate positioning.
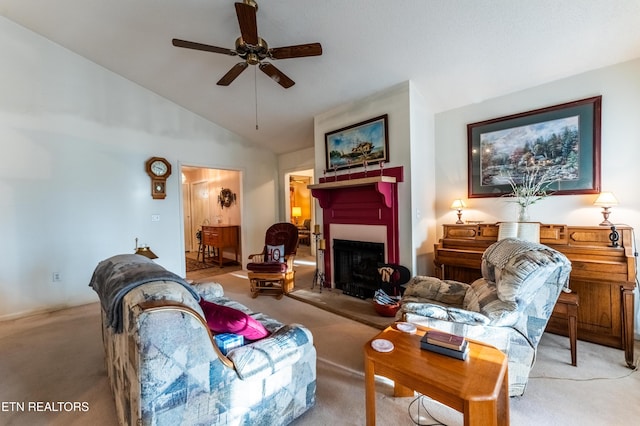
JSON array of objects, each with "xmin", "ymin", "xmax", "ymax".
[{"xmin": 0, "ymin": 301, "xmax": 98, "ymax": 323}]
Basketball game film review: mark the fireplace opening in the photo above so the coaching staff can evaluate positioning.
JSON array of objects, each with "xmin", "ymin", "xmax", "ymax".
[{"xmin": 333, "ymin": 239, "xmax": 384, "ymax": 299}]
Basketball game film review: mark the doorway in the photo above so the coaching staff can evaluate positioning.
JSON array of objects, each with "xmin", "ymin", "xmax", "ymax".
[
  {"xmin": 182, "ymin": 166, "xmax": 242, "ymax": 263},
  {"xmin": 286, "ymin": 169, "xmax": 314, "ymax": 258}
]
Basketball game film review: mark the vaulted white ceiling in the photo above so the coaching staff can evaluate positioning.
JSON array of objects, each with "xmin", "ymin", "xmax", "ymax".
[{"xmin": 2, "ymin": 0, "xmax": 640, "ymax": 154}]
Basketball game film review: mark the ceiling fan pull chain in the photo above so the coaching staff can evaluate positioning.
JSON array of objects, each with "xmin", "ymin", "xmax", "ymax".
[{"xmin": 254, "ymin": 66, "xmax": 259, "ymax": 130}]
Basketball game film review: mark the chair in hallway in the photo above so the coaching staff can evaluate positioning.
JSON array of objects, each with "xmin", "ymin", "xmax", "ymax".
[
  {"xmin": 247, "ymin": 223, "xmax": 299, "ymax": 299},
  {"xmin": 298, "ymin": 219, "xmax": 311, "ymax": 246},
  {"xmin": 196, "ymin": 229, "xmax": 217, "ymax": 262}
]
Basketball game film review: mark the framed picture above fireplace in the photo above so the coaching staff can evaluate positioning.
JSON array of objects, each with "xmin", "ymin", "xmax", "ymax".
[{"xmin": 325, "ymin": 114, "xmax": 389, "ymax": 171}]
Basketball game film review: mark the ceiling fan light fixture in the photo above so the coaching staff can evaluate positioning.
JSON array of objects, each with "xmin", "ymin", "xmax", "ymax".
[
  {"xmin": 235, "ymin": 37, "xmax": 268, "ymax": 63},
  {"xmin": 246, "ymin": 53, "xmax": 260, "ymax": 65}
]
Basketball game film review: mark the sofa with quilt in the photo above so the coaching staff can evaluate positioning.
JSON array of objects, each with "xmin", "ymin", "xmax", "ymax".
[
  {"xmin": 89, "ymin": 254, "xmax": 316, "ymax": 425},
  {"xmin": 397, "ymin": 238, "xmax": 572, "ymax": 396}
]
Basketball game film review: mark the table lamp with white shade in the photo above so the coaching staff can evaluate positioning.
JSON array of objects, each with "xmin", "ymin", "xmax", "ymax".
[
  {"xmin": 593, "ymin": 192, "xmax": 618, "ymax": 226},
  {"xmin": 450, "ymin": 199, "xmax": 466, "ymax": 224},
  {"xmin": 291, "ymin": 206, "xmax": 302, "ymax": 225}
]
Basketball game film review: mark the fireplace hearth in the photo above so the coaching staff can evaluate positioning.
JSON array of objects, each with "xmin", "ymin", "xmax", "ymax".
[{"xmin": 333, "ymin": 239, "xmax": 384, "ymax": 299}]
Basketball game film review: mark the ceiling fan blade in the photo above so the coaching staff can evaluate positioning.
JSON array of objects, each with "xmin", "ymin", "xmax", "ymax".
[
  {"xmin": 235, "ymin": 2, "xmax": 259, "ymax": 45},
  {"xmin": 172, "ymin": 38, "xmax": 235, "ymax": 55},
  {"xmin": 217, "ymin": 62, "xmax": 249, "ymax": 86},
  {"xmin": 259, "ymin": 62, "xmax": 295, "ymax": 88},
  {"xmin": 269, "ymin": 43, "xmax": 323, "ymax": 59}
]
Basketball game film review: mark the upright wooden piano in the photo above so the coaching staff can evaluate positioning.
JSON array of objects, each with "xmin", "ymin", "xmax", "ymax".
[{"xmin": 434, "ymin": 223, "xmax": 637, "ymax": 367}]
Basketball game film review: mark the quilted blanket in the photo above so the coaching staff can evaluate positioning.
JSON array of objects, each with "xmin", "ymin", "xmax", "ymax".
[{"xmin": 89, "ymin": 254, "xmax": 200, "ymax": 332}]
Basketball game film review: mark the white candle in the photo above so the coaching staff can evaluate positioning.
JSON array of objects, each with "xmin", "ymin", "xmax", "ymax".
[{"xmin": 314, "ymin": 224, "xmax": 320, "ymax": 234}]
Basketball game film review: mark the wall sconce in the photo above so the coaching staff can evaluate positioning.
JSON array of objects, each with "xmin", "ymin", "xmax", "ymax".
[
  {"xmin": 291, "ymin": 206, "xmax": 302, "ymax": 225},
  {"xmin": 593, "ymin": 192, "xmax": 618, "ymax": 226},
  {"xmin": 450, "ymin": 199, "xmax": 466, "ymax": 224},
  {"xmin": 134, "ymin": 238, "xmax": 158, "ymax": 259}
]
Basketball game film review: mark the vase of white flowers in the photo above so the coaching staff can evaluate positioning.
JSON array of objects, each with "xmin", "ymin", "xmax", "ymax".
[
  {"xmin": 503, "ymin": 166, "xmax": 558, "ymax": 222},
  {"xmin": 517, "ymin": 204, "xmax": 531, "ymax": 222}
]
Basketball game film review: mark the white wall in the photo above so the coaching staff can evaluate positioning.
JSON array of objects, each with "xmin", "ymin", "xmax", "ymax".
[
  {"xmin": 434, "ymin": 58, "xmax": 640, "ymax": 229},
  {"xmin": 434, "ymin": 58, "xmax": 640, "ymax": 337},
  {"xmin": 0, "ymin": 17, "xmax": 278, "ymax": 319},
  {"xmin": 408, "ymin": 82, "xmax": 437, "ymax": 275}
]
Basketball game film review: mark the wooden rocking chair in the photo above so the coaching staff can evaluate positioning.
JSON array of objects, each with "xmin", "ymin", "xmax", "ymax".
[{"xmin": 246, "ymin": 223, "xmax": 299, "ymax": 299}]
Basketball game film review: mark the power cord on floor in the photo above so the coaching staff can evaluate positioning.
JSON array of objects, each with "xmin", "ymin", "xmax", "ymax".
[
  {"xmin": 529, "ymin": 356, "xmax": 640, "ymax": 381},
  {"xmin": 407, "ymin": 394, "xmax": 446, "ymax": 426}
]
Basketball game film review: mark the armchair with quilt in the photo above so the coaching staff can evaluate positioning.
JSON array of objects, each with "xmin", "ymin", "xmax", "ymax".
[
  {"xmin": 247, "ymin": 222, "xmax": 299, "ymax": 298},
  {"xmin": 397, "ymin": 238, "xmax": 572, "ymax": 396}
]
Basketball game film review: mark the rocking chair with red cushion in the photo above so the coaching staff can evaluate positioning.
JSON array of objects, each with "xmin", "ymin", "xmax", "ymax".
[{"xmin": 246, "ymin": 222, "xmax": 299, "ymax": 299}]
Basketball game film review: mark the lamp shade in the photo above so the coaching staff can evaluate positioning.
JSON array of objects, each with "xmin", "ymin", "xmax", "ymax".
[
  {"xmin": 594, "ymin": 192, "xmax": 618, "ymax": 207},
  {"xmin": 291, "ymin": 206, "xmax": 302, "ymax": 217},
  {"xmin": 450, "ymin": 199, "xmax": 466, "ymax": 210}
]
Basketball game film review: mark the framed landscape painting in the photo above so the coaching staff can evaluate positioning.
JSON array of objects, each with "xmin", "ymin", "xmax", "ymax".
[
  {"xmin": 325, "ymin": 114, "xmax": 389, "ymax": 171},
  {"xmin": 467, "ymin": 96, "xmax": 601, "ymax": 198}
]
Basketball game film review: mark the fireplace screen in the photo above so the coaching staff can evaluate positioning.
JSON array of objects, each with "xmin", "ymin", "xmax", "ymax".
[{"xmin": 333, "ymin": 239, "xmax": 384, "ymax": 299}]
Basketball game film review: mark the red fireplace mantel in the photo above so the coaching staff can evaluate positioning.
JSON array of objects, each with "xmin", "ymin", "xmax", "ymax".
[
  {"xmin": 308, "ymin": 166, "xmax": 404, "ymax": 287},
  {"xmin": 308, "ymin": 175, "xmax": 397, "ymax": 208}
]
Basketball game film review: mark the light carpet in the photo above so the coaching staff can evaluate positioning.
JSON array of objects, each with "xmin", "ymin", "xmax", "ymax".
[{"xmin": 0, "ymin": 268, "xmax": 638, "ymax": 425}]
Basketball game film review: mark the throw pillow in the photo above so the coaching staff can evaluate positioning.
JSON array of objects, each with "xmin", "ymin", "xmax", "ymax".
[
  {"xmin": 199, "ymin": 299, "xmax": 270, "ymax": 341},
  {"xmin": 266, "ymin": 244, "xmax": 285, "ymax": 263}
]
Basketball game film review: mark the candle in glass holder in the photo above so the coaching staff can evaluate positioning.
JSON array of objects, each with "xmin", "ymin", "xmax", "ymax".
[
  {"xmin": 319, "ymin": 239, "xmax": 326, "ymax": 250},
  {"xmin": 314, "ymin": 224, "xmax": 320, "ymax": 234}
]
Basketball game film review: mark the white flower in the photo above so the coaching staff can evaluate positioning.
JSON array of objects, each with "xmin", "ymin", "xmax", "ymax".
[{"xmin": 503, "ymin": 167, "xmax": 558, "ymax": 208}]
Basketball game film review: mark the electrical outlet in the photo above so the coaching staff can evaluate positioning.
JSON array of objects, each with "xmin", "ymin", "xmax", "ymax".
[
  {"xmin": 52, "ymin": 272, "xmax": 61, "ymax": 282},
  {"xmin": 151, "ymin": 214, "xmax": 160, "ymax": 222}
]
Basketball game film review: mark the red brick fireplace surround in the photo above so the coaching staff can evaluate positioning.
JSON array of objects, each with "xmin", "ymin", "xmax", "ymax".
[{"xmin": 309, "ymin": 166, "xmax": 404, "ymax": 288}]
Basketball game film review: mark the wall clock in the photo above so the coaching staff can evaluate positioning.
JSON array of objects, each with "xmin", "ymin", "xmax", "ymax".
[{"xmin": 145, "ymin": 157, "xmax": 172, "ymax": 199}]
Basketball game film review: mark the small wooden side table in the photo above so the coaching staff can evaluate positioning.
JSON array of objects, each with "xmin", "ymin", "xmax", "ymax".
[
  {"xmin": 364, "ymin": 325, "xmax": 509, "ymax": 426},
  {"xmin": 201, "ymin": 225, "xmax": 239, "ymax": 268},
  {"xmin": 551, "ymin": 291, "xmax": 579, "ymax": 366}
]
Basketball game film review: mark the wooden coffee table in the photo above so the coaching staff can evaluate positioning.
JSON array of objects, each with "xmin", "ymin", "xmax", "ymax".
[{"xmin": 364, "ymin": 325, "xmax": 509, "ymax": 426}]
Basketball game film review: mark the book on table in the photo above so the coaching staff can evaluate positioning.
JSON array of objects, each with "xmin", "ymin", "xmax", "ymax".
[
  {"xmin": 420, "ymin": 336, "xmax": 469, "ymax": 360},
  {"xmin": 424, "ymin": 330, "xmax": 466, "ymax": 351}
]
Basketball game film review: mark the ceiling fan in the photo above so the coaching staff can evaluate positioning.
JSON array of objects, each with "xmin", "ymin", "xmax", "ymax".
[{"xmin": 172, "ymin": 0, "xmax": 322, "ymax": 89}]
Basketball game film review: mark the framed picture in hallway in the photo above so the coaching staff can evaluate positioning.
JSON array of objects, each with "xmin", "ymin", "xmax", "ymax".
[
  {"xmin": 325, "ymin": 114, "xmax": 389, "ymax": 171},
  {"xmin": 467, "ymin": 96, "xmax": 601, "ymax": 198}
]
